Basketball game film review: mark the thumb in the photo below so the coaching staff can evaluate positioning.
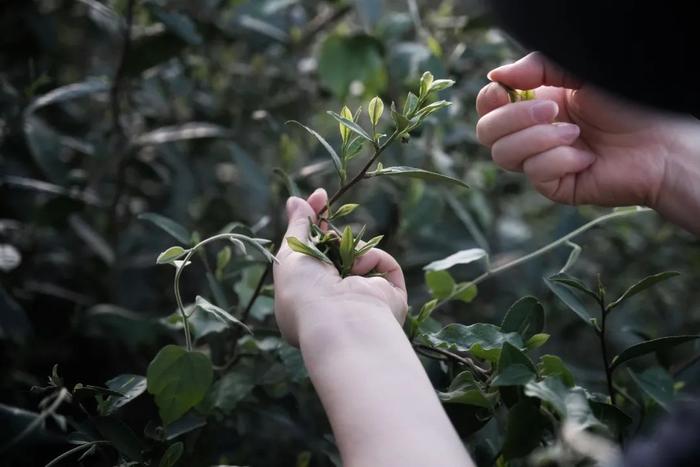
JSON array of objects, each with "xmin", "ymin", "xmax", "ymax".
[
  {"xmin": 283, "ymin": 196, "xmax": 317, "ymax": 242},
  {"xmin": 488, "ymin": 51, "xmax": 582, "ymax": 91}
]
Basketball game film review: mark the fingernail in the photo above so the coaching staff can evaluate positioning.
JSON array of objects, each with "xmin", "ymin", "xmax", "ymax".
[
  {"xmin": 530, "ymin": 101, "xmax": 558, "ymax": 123},
  {"xmin": 553, "ymin": 122, "xmax": 580, "ymax": 141},
  {"xmin": 487, "ymin": 64, "xmax": 511, "ymax": 81}
]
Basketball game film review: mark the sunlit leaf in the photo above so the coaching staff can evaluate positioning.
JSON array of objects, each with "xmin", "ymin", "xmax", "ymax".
[
  {"xmin": 157, "ymin": 246, "xmax": 187, "ymax": 264},
  {"xmin": 326, "ymin": 111, "xmax": 373, "ymax": 143},
  {"xmin": 368, "ymin": 165, "xmax": 469, "ymax": 189},
  {"xmin": 286, "ymin": 237, "xmax": 333, "ymax": 265},
  {"xmin": 424, "ymin": 248, "xmax": 486, "ymax": 271}
]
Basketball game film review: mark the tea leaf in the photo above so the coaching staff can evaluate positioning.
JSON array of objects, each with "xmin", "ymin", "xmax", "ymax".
[
  {"xmin": 367, "ymin": 166, "xmax": 469, "ymax": 189},
  {"xmin": 548, "ymin": 273, "xmax": 600, "ymax": 303},
  {"xmin": 158, "ymin": 441, "xmax": 184, "ymax": 467},
  {"xmin": 139, "ymin": 213, "xmax": 191, "ymax": 245},
  {"xmin": 287, "ymin": 120, "xmax": 343, "ymax": 179},
  {"xmin": 286, "ymin": 237, "xmax": 333, "ymax": 265},
  {"xmin": 368, "ymin": 96, "xmax": 384, "ymax": 126},
  {"xmin": 425, "ymin": 270, "xmax": 455, "ymax": 300},
  {"xmin": 194, "ymin": 296, "xmax": 251, "ymax": 334},
  {"xmin": 421, "ymin": 323, "xmax": 523, "ymax": 362},
  {"xmin": 339, "ymin": 226, "xmax": 354, "ymax": 273},
  {"xmin": 157, "ymin": 246, "xmax": 187, "ymax": 264},
  {"xmin": 339, "ymin": 106, "xmax": 353, "ymax": 144},
  {"xmin": 414, "ymin": 100, "xmax": 451, "ymax": 119},
  {"xmin": 403, "ymin": 92, "xmax": 419, "ymax": 117},
  {"xmin": 355, "ymin": 235, "xmax": 383, "ymax": 256},
  {"xmin": 429, "ymin": 79, "xmax": 455, "ymax": 93},
  {"xmin": 424, "ymin": 248, "xmax": 486, "ymax": 272},
  {"xmin": 538, "ymin": 355, "xmax": 575, "ymax": 387},
  {"xmin": 609, "ymin": 335, "xmax": 700, "ymax": 371},
  {"xmin": 501, "ymin": 296, "xmax": 545, "ymax": 341},
  {"xmin": 438, "ymin": 371, "xmax": 492, "ymax": 409},
  {"xmin": 330, "ymin": 203, "xmax": 359, "ymax": 220},
  {"xmin": 607, "ymin": 271, "xmax": 680, "ymax": 310},
  {"xmin": 544, "ymin": 275, "xmax": 595, "ymax": 327},
  {"xmin": 628, "ymin": 367, "xmax": 674, "ymax": 410},
  {"xmin": 326, "ymin": 111, "xmax": 373, "ymax": 143},
  {"xmin": 419, "ymin": 71, "xmax": 434, "ymax": 97},
  {"xmin": 147, "ymin": 345, "xmax": 213, "ymax": 425}
]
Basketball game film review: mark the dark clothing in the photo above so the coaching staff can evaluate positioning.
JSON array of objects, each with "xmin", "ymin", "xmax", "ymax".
[{"xmin": 487, "ymin": 1, "xmax": 700, "ymax": 117}]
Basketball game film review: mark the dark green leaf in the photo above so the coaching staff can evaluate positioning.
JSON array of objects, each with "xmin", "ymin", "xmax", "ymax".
[
  {"xmin": 368, "ymin": 166, "xmax": 470, "ymax": 189},
  {"xmin": 159, "ymin": 441, "xmax": 184, "ymax": 467},
  {"xmin": 421, "ymin": 323, "xmax": 523, "ymax": 362},
  {"xmin": 544, "ymin": 275, "xmax": 594, "ymax": 327},
  {"xmin": 501, "ymin": 296, "xmax": 545, "ymax": 341},
  {"xmin": 101, "ymin": 374, "xmax": 147, "ymax": 415},
  {"xmin": 610, "ymin": 335, "xmax": 700, "ymax": 371},
  {"xmin": 205, "ymin": 370, "xmax": 256, "ymax": 414},
  {"xmin": 94, "ymin": 416, "xmax": 144, "ymax": 461},
  {"xmin": 139, "ymin": 213, "xmax": 191, "ymax": 245},
  {"xmin": 317, "ymin": 35, "xmax": 387, "ymax": 98},
  {"xmin": 147, "ymin": 4, "xmax": 202, "ymax": 45},
  {"xmin": 548, "ymin": 273, "xmax": 600, "ymax": 303},
  {"xmin": 286, "ymin": 120, "xmax": 343, "ymax": 179},
  {"xmin": 25, "ymin": 78, "xmax": 108, "ymax": 115},
  {"xmin": 147, "ymin": 345, "xmax": 213, "ymax": 425},
  {"xmin": 608, "ymin": 271, "xmax": 680, "ymax": 310},
  {"xmin": 538, "ymin": 355, "xmax": 575, "ymax": 387},
  {"xmin": 438, "ymin": 371, "xmax": 492, "ymax": 409},
  {"xmin": 628, "ymin": 367, "xmax": 674, "ymax": 410},
  {"xmin": 502, "ymin": 399, "xmax": 546, "ymax": 460},
  {"xmin": 590, "ymin": 401, "xmax": 632, "ymax": 437},
  {"xmin": 491, "ymin": 365, "xmax": 536, "ymax": 387}
]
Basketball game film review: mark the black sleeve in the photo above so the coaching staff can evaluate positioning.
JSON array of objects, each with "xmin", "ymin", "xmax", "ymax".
[{"xmin": 485, "ymin": 0, "xmax": 700, "ymax": 117}]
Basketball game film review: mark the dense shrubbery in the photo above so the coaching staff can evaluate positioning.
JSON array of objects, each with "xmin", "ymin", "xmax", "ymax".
[{"xmin": 1, "ymin": 1, "xmax": 700, "ymax": 466}]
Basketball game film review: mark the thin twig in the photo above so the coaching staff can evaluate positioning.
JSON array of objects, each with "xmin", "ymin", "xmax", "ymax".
[
  {"xmin": 241, "ymin": 263, "xmax": 271, "ymax": 325},
  {"xmin": 413, "ymin": 343, "xmax": 489, "ymax": 377},
  {"xmin": 320, "ymin": 132, "xmax": 399, "ymax": 215}
]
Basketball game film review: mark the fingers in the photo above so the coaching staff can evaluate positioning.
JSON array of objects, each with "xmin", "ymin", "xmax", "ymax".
[
  {"xmin": 277, "ymin": 196, "xmax": 318, "ymax": 261},
  {"xmin": 491, "ymin": 122, "xmax": 581, "ymax": 171},
  {"xmin": 306, "ymin": 188, "xmax": 328, "ymax": 215},
  {"xmin": 351, "ymin": 248, "xmax": 406, "ymax": 293},
  {"xmin": 488, "ymin": 51, "xmax": 583, "ymax": 91},
  {"xmin": 476, "ymin": 81, "xmax": 511, "ymax": 117},
  {"xmin": 477, "ymin": 99, "xmax": 559, "ymax": 147},
  {"xmin": 522, "ymin": 146, "xmax": 595, "ymax": 183}
]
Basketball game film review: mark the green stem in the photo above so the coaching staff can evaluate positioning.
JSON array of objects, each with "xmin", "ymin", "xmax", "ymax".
[
  {"xmin": 174, "ymin": 233, "xmax": 274, "ymax": 351},
  {"xmin": 320, "ymin": 131, "xmax": 399, "ymax": 215},
  {"xmin": 433, "ymin": 208, "xmax": 653, "ymax": 311},
  {"xmin": 45, "ymin": 440, "xmax": 111, "ymax": 467}
]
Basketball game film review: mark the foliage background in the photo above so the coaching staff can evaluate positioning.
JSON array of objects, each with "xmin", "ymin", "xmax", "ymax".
[{"xmin": 1, "ymin": 0, "xmax": 700, "ymax": 465}]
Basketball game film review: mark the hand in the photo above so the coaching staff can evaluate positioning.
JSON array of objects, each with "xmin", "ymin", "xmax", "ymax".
[
  {"xmin": 273, "ymin": 188, "xmax": 408, "ymax": 347},
  {"xmin": 475, "ymin": 52, "xmax": 699, "ymax": 212}
]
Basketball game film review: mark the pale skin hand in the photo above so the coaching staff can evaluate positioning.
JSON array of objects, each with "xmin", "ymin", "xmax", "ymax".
[
  {"xmin": 476, "ymin": 51, "xmax": 700, "ymax": 235},
  {"xmin": 274, "ymin": 188, "xmax": 474, "ymax": 467}
]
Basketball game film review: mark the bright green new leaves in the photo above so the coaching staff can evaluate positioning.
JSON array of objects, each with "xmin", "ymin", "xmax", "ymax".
[
  {"xmin": 425, "ymin": 270, "xmax": 477, "ymax": 303},
  {"xmin": 501, "ymin": 296, "xmax": 545, "ymax": 341},
  {"xmin": 438, "ymin": 371, "xmax": 492, "ymax": 409},
  {"xmin": 194, "ymin": 296, "xmax": 251, "ymax": 334},
  {"xmin": 286, "ymin": 237, "xmax": 333, "ymax": 265},
  {"xmin": 424, "ymin": 248, "xmax": 486, "ymax": 272},
  {"xmin": 366, "ymin": 166, "xmax": 470, "ymax": 189},
  {"xmin": 368, "ymin": 96, "xmax": 384, "ymax": 127},
  {"xmin": 419, "ymin": 72, "xmax": 434, "ymax": 97},
  {"xmin": 422, "ymin": 323, "xmax": 523, "ymax": 362},
  {"xmin": 609, "ymin": 335, "xmax": 700, "ymax": 371},
  {"xmin": 157, "ymin": 246, "xmax": 187, "ymax": 264},
  {"xmin": 147, "ymin": 345, "xmax": 213, "ymax": 425},
  {"xmin": 607, "ymin": 271, "xmax": 679, "ymax": 310},
  {"xmin": 339, "ymin": 106, "xmax": 353, "ymax": 144},
  {"xmin": 339, "ymin": 226, "xmax": 354, "ymax": 275},
  {"xmin": 330, "ymin": 203, "xmax": 358, "ymax": 220},
  {"xmin": 327, "ymin": 110, "xmax": 373, "ymax": 143}
]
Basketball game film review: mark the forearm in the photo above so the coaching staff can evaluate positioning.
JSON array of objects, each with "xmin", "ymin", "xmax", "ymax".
[
  {"xmin": 299, "ymin": 304, "xmax": 474, "ymax": 467},
  {"xmin": 652, "ymin": 117, "xmax": 700, "ymax": 235}
]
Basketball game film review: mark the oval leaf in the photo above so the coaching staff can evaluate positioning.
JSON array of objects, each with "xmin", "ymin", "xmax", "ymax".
[
  {"xmin": 157, "ymin": 246, "xmax": 187, "ymax": 264},
  {"xmin": 147, "ymin": 345, "xmax": 213, "ymax": 425},
  {"xmin": 501, "ymin": 296, "xmax": 545, "ymax": 341},
  {"xmin": 610, "ymin": 335, "xmax": 700, "ymax": 371}
]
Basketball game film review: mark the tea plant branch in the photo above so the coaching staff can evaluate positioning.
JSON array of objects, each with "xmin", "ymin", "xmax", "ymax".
[
  {"xmin": 320, "ymin": 131, "xmax": 399, "ymax": 215},
  {"xmin": 44, "ymin": 440, "xmax": 111, "ymax": 467},
  {"xmin": 171, "ymin": 233, "xmax": 275, "ymax": 351},
  {"xmin": 241, "ymin": 263, "xmax": 271, "ymax": 325},
  {"xmin": 596, "ymin": 298, "xmax": 618, "ymax": 408},
  {"xmin": 0, "ymin": 388, "xmax": 70, "ymax": 453},
  {"xmin": 413, "ymin": 343, "xmax": 489, "ymax": 377},
  {"xmin": 430, "ymin": 208, "xmax": 653, "ymax": 314}
]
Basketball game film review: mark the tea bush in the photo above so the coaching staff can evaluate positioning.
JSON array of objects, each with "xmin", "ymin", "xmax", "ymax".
[{"xmin": 1, "ymin": 1, "xmax": 700, "ymax": 466}]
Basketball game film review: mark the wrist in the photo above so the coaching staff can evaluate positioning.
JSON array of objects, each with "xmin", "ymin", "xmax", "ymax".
[{"xmin": 651, "ymin": 117, "xmax": 700, "ymax": 235}]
